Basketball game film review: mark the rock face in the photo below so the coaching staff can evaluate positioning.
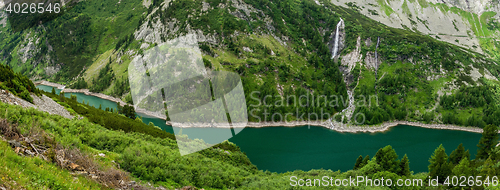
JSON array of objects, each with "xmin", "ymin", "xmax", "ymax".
[
  {"xmin": 18, "ymin": 34, "xmax": 38, "ymax": 63},
  {"xmin": 341, "ymin": 36, "xmax": 362, "ymax": 73},
  {"xmin": 364, "ymin": 52, "xmax": 381, "ymax": 70},
  {"xmin": 135, "ymin": 0, "xmax": 258, "ymax": 45},
  {"xmin": 427, "ymin": 0, "xmax": 500, "ymax": 16},
  {"xmin": 329, "ymin": 0, "xmax": 500, "ymax": 54}
]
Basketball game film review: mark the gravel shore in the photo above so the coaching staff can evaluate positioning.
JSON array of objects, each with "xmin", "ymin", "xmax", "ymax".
[
  {"xmin": 243, "ymin": 120, "xmax": 486, "ymax": 133},
  {"xmin": 168, "ymin": 120, "xmax": 488, "ymax": 134}
]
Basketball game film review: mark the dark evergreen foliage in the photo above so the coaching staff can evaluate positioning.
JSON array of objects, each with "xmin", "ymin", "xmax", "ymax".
[{"xmin": 0, "ymin": 64, "xmax": 40, "ymax": 103}]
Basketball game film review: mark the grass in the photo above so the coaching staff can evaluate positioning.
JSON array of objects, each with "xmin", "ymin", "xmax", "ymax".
[
  {"xmin": 377, "ymin": 0, "xmax": 395, "ymax": 17},
  {"xmin": 0, "ymin": 140, "xmax": 105, "ymax": 189}
]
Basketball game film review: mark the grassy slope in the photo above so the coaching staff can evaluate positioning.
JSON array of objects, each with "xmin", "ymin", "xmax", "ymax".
[
  {"xmin": 3, "ymin": 98, "xmax": 500, "ymax": 189},
  {"xmin": 0, "ymin": 101, "xmax": 441, "ymax": 190},
  {"xmin": 0, "ymin": 139, "xmax": 105, "ymax": 190}
]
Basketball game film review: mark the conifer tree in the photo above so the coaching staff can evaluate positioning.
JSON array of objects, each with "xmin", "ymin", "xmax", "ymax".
[
  {"xmin": 361, "ymin": 155, "xmax": 370, "ymax": 168},
  {"xmin": 375, "ymin": 145, "xmax": 399, "ymax": 173},
  {"xmin": 398, "ymin": 154, "xmax": 411, "ymax": 176},
  {"xmin": 449, "ymin": 143, "xmax": 466, "ymax": 165},
  {"xmin": 479, "ymin": 156, "xmax": 496, "ymax": 178},
  {"xmin": 354, "ymin": 155, "xmax": 363, "ymax": 170},
  {"xmin": 429, "ymin": 144, "xmax": 452, "ymax": 182},
  {"xmin": 452, "ymin": 158, "xmax": 472, "ymax": 177},
  {"xmin": 477, "ymin": 125, "xmax": 499, "ymax": 160}
]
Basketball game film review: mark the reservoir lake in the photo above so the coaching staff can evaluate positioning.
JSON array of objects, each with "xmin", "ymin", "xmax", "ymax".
[{"xmin": 37, "ymin": 85, "xmax": 485, "ymax": 173}]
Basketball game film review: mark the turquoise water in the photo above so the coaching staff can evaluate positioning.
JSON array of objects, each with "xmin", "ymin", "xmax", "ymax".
[
  {"xmin": 37, "ymin": 85, "xmax": 486, "ymax": 173},
  {"xmin": 36, "ymin": 85, "xmax": 118, "ymax": 111}
]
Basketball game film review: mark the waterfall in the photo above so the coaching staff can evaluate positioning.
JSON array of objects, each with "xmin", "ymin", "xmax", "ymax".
[
  {"xmin": 331, "ymin": 18, "xmax": 344, "ymax": 59},
  {"xmin": 375, "ymin": 37, "xmax": 380, "ymax": 63}
]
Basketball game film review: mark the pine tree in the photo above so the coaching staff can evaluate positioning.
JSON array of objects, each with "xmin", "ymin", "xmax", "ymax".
[
  {"xmin": 429, "ymin": 144, "xmax": 452, "ymax": 182},
  {"xmin": 449, "ymin": 143, "xmax": 466, "ymax": 165},
  {"xmin": 477, "ymin": 124, "xmax": 499, "ymax": 160},
  {"xmin": 479, "ymin": 156, "xmax": 496, "ymax": 178},
  {"xmin": 117, "ymin": 102, "xmax": 123, "ymax": 115},
  {"xmin": 59, "ymin": 91, "xmax": 65, "ymax": 102},
  {"xmin": 375, "ymin": 145, "xmax": 399, "ymax": 173},
  {"xmin": 452, "ymin": 158, "xmax": 472, "ymax": 177},
  {"xmin": 462, "ymin": 150, "xmax": 470, "ymax": 161},
  {"xmin": 354, "ymin": 155, "xmax": 363, "ymax": 170},
  {"xmin": 51, "ymin": 87, "xmax": 56, "ymax": 94},
  {"xmin": 99, "ymin": 104, "xmax": 102, "ymax": 110},
  {"xmin": 361, "ymin": 155, "xmax": 370, "ymax": 168},
  {"xmin": 398, "ymin": 154, "xmax": 411, "ymax": 176}
]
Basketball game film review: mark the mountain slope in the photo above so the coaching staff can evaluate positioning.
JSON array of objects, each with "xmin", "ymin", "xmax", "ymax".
[
  {"xmin": 0, "ymin": 0, "xmax": 499, "ymax": 127},
  {"xmin": 330, "ymin": 0, "xmax": 500, "ymax": 60}
]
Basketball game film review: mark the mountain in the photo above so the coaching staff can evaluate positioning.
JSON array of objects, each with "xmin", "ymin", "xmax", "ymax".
[
  {"xmin": 330, "ymin": 0, "xmax": 500, "ymax": 59},
  {"xmin": 0, "ymin": 0, "xmax": 499, "ymax": 127}
]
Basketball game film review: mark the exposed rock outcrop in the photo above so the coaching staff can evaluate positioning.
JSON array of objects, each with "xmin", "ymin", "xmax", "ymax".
[
  {"xmin": 341, "ymin": 36, "xmax": 362, "ymax": 73},
  {"xmin": 0, "ymin": 90, "xmax": 74, "ymax": 119},
  {"xmin": 329, "ymin": 0, "xmax": 497, "ymax": 53},
  {"xmin": 364, "ymin": 52, "xmax": 382, "ymax": 70}
]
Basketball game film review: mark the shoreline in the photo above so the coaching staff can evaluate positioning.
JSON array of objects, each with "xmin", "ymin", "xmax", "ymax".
[
  {"xmin": 35, "ymin": 81, "xmax": 488, "ymax": 134},
  {"xmin": 169, "ymin": 120, "xmax": 487, "ymax": 134},
  {"xmin": 34, "ymin": 80, "xmax": 167, "ymax": 120}
]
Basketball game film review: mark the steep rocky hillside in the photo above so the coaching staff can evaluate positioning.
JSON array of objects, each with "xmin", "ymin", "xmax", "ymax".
[{"xmin": 330, "ymin": 0, "xmax": 500, "ymax": 60}]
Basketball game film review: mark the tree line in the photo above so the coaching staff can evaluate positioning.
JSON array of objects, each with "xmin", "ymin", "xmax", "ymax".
[{"xmin": 352, "ymin": 124, "xmax": 500, "ymax": 187}]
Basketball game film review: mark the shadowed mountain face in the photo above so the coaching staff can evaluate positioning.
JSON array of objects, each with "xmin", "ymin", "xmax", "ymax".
[{"xmin": 2, "ymin": 0, "xmax": 78, "ymax": 32}]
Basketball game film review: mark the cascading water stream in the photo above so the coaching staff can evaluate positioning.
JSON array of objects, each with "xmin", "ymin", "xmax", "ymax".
[
  {"xmin": 374, "ymin": 37, "xmax": 380, "ymax": 93},
  {"xmin": 375, "ymin": 37, "xmax": 380, "ymax": 64},
  {"xmin": 331, "ymin": 18, "xmax": 344, "ymax": 59}
]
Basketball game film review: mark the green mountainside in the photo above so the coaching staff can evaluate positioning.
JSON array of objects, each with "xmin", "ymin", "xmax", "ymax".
[{"xmin": 0, "ymin": 0, "xmax": 500, "ymax": 188}]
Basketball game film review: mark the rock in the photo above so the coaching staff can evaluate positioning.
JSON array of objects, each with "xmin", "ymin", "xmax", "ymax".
[
  {"xmin": 181, "ymin": 186, "xmax": 197, "ymax": 190},
  {"xmin": 25, "ymin": 149, "xmax": 35, "ymax": 157},
  {"xmin": 75, "ymin": 171, "xmax": 88, "ymax": 176},
  {"xmin": 140, "ymin": 43, "xmax": 150, "ymax": 49},
  {"xmin": 14, "ymin": 147, "xmax": 21, "ymax": 153},
  {"xmin": 69, "ymin": 163, "xmax": 84, "ymax": 171},
  {"xmin": 341, "ymin": 36, "xmax": 362, "ymax": 73},
  {"xmin": 8, "ymin": 140, "xmax": 21, "ymax": 148},
  {"xmin": 98, "ymin": 153, "xmax": 105, "ymax": 157},
  {"xmin": 242, "ymin": 47, "xmax": 253, "ymax": 53}
]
